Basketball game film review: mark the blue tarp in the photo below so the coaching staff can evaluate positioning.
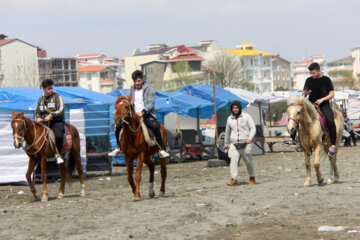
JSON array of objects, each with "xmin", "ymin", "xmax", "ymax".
[
  {"xmin": 54, "ymin": 87, "xmax": 117, "ymax": 104},
  {"xmin": 0, "ymin": 87, "xmax": 85, "ymax": 110},
  {"xmin": 107, "ymin": 89, "xmax": 129, "ymax": 97}
]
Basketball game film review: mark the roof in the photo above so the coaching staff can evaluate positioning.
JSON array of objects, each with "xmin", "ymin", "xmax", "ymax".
[
  {"xmin": 168, "ymin": 55, "xmax": 203, "ymax": 61},
  {"xmin": 104, "ymin": 57, "xmax": 118, "ymax": 60},
  {"xmin": 202, "ymin": 66, "xmax": 215, "ymax": 73},
  {"xmin": 272, "ymin": 55, "xmax": 291, "ymax": 64},
  {"xmin": 0, "ymin": 38, "xmax": 37, "ymax": 48},
  {"xmin": 221, "ymin": 49, "xmax": 275, "ymax": 56},
  {"xmin": 311, "ymin": 54, "xmax": 324, "ymax": 58},
  {"xmin": 76, "ymin": 53, "xmax": 105, "ymax": 59},
  {"xmin": 78, "ymin": 65, "xmax": 108, "ymax": 72},
  {"xmin": 239, "ymin": 42, "xmax": 253, "ymax": 46},
  {"xmin": 292, "ymin": 59, "xmax": 314, "ymax": 66},
  {"xmin": 133, "ymin": 45, "xmax": 203, "ymax": 57},
  {"xmin": 327, "ymin": 56, "xmax": 353, "ymax": 65},
  {"xmin": 78, "ymin": 60, "xmax": 94, "ymax": 65}
]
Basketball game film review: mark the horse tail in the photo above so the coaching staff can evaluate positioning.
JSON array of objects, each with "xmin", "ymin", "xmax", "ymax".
[{"xmin": 65, "ymin": 123, "xmax": 81, "ymax": 184}]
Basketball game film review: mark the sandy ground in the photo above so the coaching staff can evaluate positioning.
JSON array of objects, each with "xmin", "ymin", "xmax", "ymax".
[{"xmin": 1, "ymin": 144, "xmax": 360, "ymax": 240}]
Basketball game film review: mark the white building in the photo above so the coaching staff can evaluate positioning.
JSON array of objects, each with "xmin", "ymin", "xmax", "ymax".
[
  {"xmin": 0, "ymin": 34, "xmax": 39, "ymax": 88},
  {"xmin": 222, "ymin": 42, "xmax": 275, "ymax": 93},
  {"xmin": 292, "ymin": 55, "xmax": 326, "ymax": 90}
]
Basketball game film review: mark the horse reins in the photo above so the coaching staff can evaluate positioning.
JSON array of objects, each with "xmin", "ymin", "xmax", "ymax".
[{"xmin": 118, "ymin": 99, "xmax": 142, "ymax": 133}]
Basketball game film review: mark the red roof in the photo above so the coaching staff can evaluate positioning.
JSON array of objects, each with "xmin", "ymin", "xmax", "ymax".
[
  {"xmin": 202, "ymin": 66, "xmax": 215, "ymax": 73},
  {"xmin": 78, "ymin": 60, "xmax": 94, "ymax": 65},
  {"xmin": 168, "ymin": 55, "xmax": 203, "ymax": 61},
  {"xmin": 0, "ymin": 38, "xmax": 17, "ymax": 46},
  {"xmin": 104, "ymin": 57, "xmax": 118, "ymax": 60},
  {"xmin": 77, "ymin": 53, "xmax": 104, "ymax": 59},
  {"xmin": 292, "ymin": 59, "xmax": 313, "ymax": 66},
  {"xmin": 78, "ymin": 65, "xmax": 108, "ymax": 72}
]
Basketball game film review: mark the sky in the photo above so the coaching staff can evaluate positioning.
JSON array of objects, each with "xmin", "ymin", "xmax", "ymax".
[{"xmin": 1, "ymin": 0, "xmax": 359, "ymax": 62}]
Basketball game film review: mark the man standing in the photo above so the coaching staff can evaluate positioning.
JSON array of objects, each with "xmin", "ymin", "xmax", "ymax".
[
  {"xmin": 303, "ymin": 62, "xmax": 337, "ymax": 156},
  {"xmin": 36, "ymin": 79, "xmax": 65, "ymax": 164},
  {"xmin": 224, "ymin": 100, "xmax": 256, "ymax": 186}
]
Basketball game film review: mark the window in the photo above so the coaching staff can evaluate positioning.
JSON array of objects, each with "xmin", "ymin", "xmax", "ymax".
[
  {"xmin": 250, "ymin": 59, "xmax": 254, "ymax": 66},
  {"xmin": 71, "ymin": 60, "xmax": 76, "ymax": 69},
  {"xmin": 64, "ymin": 60, "xmax": 69, "ymax": 69},
  {"xmin": 87, "ymin": 73, "xmax": 92, "ymax": 80},
  {"xmin": 149, "ymin": 67, "xmax": 154, "ymax": 75},
  {"xmin": 189, "ymin": 61, "xmax": 201, "ymax": 71},
  {"xmin": 88, "ymin": 84, "xmax": 92, "ymax": 90},
  {"xmin": 0, "ymin": 50, "xmax": 1, "ymax": 57}
]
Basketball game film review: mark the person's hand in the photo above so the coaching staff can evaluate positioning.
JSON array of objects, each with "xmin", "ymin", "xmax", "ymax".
[
  {"xmin": 303, "ymin": 89, "xmax": 312, "ymax": 96},
  {"xmin": 246, "ymin": 138, "xmax": 252, "ymax": 144},
  {"xmin": 44, "ymin": 115, "xmax": 52, "ymax": 122},
  {"xmin": 224, "ymin": 144, "xmax": 230, "ymax": 150},
  {"xmin": 315, "ymin": 98, "xmax": 324, "ymax": 106},
  {"xmin": 136, "ymin": 112, "xmax": 143, "ymax": 117},
  {"xmin": 36, "ymin": 118, "xmax": 43, "ymax": 123}
]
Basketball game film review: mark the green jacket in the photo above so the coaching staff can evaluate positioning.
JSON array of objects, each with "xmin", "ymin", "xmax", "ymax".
[{"xmin": 35, "ymin": 92, "xmax": 64, "ymax": 121}]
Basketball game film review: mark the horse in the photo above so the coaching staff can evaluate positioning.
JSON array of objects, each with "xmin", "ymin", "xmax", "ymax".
[
  {"xmin": 287, "ymin": 96, "xmax": 344, "ymax": 186},
  {"xmin": 10, "ymin": 110, "xmax": 85, "ymax": 201},
  {"xmin": 113, "ymin": 96, "xmax": 167, "ymax": 200}
]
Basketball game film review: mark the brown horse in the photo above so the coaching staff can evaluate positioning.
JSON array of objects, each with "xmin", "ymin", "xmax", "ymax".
[
  {"xmin": 11, "ymin": 110, "xmax": 85, "ymax": 201},
  {"xmin": 287, "ymin": 96, "xmax": 344, "ymax": 186},
  {"xmin": 113, "ymin": 96, "xmax": 167, "ymax": 200}
]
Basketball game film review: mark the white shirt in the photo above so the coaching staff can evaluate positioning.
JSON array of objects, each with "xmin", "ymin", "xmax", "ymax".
[{"xmin": 134, "ymin": 88, "xmax": 145, "ymax": 113}]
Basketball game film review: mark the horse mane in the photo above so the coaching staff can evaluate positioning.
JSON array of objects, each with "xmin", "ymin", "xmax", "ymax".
[{"xmin": 288, "ymin": 95, "xmax": 318, "ymax": 120}]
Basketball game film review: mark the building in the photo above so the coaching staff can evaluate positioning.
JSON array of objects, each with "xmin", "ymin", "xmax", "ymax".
[
  {"xmin": 76, "ymin": 53, "xmax": 125, "ymax": 93},
  {"xmin": 327, "ymin": 48, "xmax": 360, "ymax": 89},
  {"xmin": 0, "ymin": 34, "xmax": 39, "ymax": 87},
  {"xmin": 125, "ymin": 41, "xmax": 220, "ymax": 90},
  {"xmin": 38, "ymin": 50, "xmax": 78, "ymax": 87},
  {"xmin": 272, "ymin": 55, "xmax": 292, "ymax": 90},
  {"xmin": 222, "ymin": 42, "xmax": 276, "ymax": 93},
  {"xmin": 292, "ymin": 55, "xmax": 326, "ymax": 90}
]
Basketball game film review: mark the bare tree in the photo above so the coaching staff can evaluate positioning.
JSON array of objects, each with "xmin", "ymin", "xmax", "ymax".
[{"xmin": 207, "ymin": 52, "xmax": 253, "ymax": 90}]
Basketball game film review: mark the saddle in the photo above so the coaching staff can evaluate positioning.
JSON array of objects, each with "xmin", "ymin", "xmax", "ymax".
[
  {"xmin": 140, "ymin": 118, "xmax": 159, "ymax": 148},
  {"xmin": 46, "ymin": 125, "xmax": 72, "ymax": 153}
]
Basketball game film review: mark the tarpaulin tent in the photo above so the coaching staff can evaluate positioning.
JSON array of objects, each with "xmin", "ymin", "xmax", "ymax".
[
  {"xmin": 107, "ymin": 89, "xmax": 129, "ymax": 97},
  {"xmin": 0, "ymin": 87, "xmax": 87, "ymax": 184}
]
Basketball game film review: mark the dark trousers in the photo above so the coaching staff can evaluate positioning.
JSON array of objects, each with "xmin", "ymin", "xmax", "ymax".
[
  {"xmin": 115, "ymin": 124, "xmax": 122, "ymax": 147},
  {"xmin": 143, "ymin": 114, "xmax": 163, "ymax": 149},
  {"xmin": 320, "ymin": 102, "xmax": 336, "ymax": 145},
  {"xmin": 50, "ymin": 121, "xmax": 65, "ymax": 153},
  {"xmin": 349, "ymin": 130, "xmax": 357, "ymax": 146}
]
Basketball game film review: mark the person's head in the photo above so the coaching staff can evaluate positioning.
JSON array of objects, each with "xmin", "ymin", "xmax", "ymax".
[
  {"xmin": 131, "ymin": 70, "xmax": 144, "ymax": 90},
  {"xmin": 343, "ymin": 112, "xmax": 348, "ymax": 118},
  {"xmin": 308, "ymin": 63, "xmax": 321, "ymax": 79},
  {"xmin": 230, "ymin": 100, "xmax": 242, "ymax": 118},
  {"xmin": 41, "ymin": 79, "xmax": 54, "ymax": 97}
]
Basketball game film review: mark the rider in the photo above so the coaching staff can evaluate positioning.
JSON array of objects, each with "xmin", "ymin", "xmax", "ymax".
[
  {"xmin": 111, "ymin": 70, "xmax": 169, "ymax": 158},
  {"xmin": 36, "ymin": 79, "xmax": 65, "ymax": 164},
  {"xmin": 303, "ymin": 62, "xmax": 337, "ymax": 156}
]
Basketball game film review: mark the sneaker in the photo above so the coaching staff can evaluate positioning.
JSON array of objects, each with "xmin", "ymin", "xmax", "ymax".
[
  {"xmin": 108, "ymin": 148, "xmax": 122, "ymax": 157},
  {"xmin": 55, "ymin": 154, "xmax": 64, "ymax": 165},
  {"xmin": 159, "ymin": 150, "xmax": 170, "ymax": 158},
  {"xmin": 328, "ymin": 145, "xmax": 336, "ymax": 157},
  {"xmin": 282, "ymin": 140, "xmax": 297, "ymax": 148},
  {"xmin": 227, "ymin": 178, "xmax": 238, "ymax": 186}
]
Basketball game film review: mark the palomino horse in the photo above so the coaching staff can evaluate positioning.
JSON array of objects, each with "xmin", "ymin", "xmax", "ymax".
[
  {"xmin": 287, "ymin": 96, "xmax": 344, "ymax": 186},
  {"xmin": 11, "ymin": 111, "xmax": 85, "ymax": 201},
  {"xmin": 113, "ymin": 96, "xmax": 167, "ymax": 200}
]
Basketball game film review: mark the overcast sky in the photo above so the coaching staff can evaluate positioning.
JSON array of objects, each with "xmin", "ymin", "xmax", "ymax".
[{"xmin": 1, "ymin": 0, "xmax": 359, "ymax": 62}]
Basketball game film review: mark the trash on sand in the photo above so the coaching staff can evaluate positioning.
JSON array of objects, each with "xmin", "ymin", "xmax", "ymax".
[
  {"xmin": 99, "ymin": 178, "xmax": 104, "ymax": 181},
  {"xmin": 264, "ymin": 212, "xmax": 268, "ymax": 216},
  {"xmin": 226, "ymin": 223, "xmax": 234, "ymax": 227},
  {"xmin": 318, "ymin": 226, "xmax": 345, "ymax": 232},
  {"xmin": 286, "ymin": 169, "xmax": 292, "ymax": 172},
  {"xmin": 17, "ymin": 191, "xmax": 24, "ymax": 195},
  {"xmin": 154, "ymin": 172, "xmax": 159, "ymax": 174},
  {"xmin": 348, "ymin": 230, "xmax": 360, "ymax": 233},
  {"xmin": 260, "ymin": 170, "xmax": 266, "ymax": 173},
  {"xmin": 195, "ymin": 203, "xmax": 207, "ymax": 207},
  {"xmin": 105, "ymin": 177, "xmax": 111, "ymax": 181},
  {"xmin": 196, "ymin": 190, "xmax": 203, "ymax": 192},
  {"xmin": 277, "ymin": 166, "xmax": 282, "ymax": 170},
  {"xmin": 294, "ymin": 192, "xmax": 299, "ymax": 196},
  {"xmin": 202, "ymin": 168, "xmax": 208, "ymax": 171}
]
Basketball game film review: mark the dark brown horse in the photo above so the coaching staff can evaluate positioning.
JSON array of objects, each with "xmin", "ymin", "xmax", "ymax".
[
  {"xmin": 11, "ymin": 110, "xmax": 85, "ymax": 202},
  {"xmin": 113, "ymin": 96, "xmax": 167, "ymax": 200}
]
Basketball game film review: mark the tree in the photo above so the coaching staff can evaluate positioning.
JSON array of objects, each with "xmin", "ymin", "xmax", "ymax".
[
  {"xmin": 169, "ymin": 60, "xmax": 198, "ymax": 90},
  {"xmin": 275, "ymin": 86, "xmax": 290, "ymax": 91},
  {"xmin": 207, "ymin": 52, "xmax": 253, "ymax": 90},
  {"xmin": 328, "ymin": 70, "xmax": 358, "ymax": 90}
]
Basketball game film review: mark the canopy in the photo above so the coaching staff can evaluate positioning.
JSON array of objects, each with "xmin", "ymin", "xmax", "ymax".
[
  {"xmin": 107, "ymin": 89, "xmax": 129, "ymax": 97},
  {"xmin": 54, "ymin": 87, "xmax": 117, "ymax": 104},
  {"xmin": 225, "ymin": 87, "xmax": 269, "ymax": 105},
  {"xmin": 0, "ymin": 87, "xmax": 84, "ymax": 110},
  {"xmin": 177, "ymin": 85, "xmax": 248, "ymax": 110}
]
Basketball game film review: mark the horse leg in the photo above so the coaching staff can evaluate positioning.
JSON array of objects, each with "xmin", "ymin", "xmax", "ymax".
[
  {"xmin": 57, "ymin": 161, "xmax": 66, "ymax": 199},
  {"xmin": 134, "ymin": 152, "xmax": 145, "ymax": 200},
  {"xmin": 328, "ymin": 154, "xmax": 339, "ymax": 184},
  {"xmin": 26, "ymin": 158, "xmax": 39, "ymax": 200},
  {"xmin": 159, "ymin": 157, "xmax": 167, "ymax": 196},
  {"xmin": 73, "ymin": 149, "xmax": 85, "ymax": 197},
  {"xmin": 303, "ymin": 147, "xmax": 311, "ymax": 186},
  {"xmin": 40, "ymin": 156, "xmax": 48, "ymax": 202},
  {"xmin": 144, "ymin": 156, "xmax": 155, "ymax": 199},
  {"xmin": 314, "ymin": 146, "xmax": 324, "ymax": 184},
  {"xmin": 125, "ymin": 156, "xmax": 136, "ymax": 194}
]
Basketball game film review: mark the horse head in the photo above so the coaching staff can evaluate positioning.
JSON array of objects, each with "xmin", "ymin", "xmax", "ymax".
[
  {"xmin": 287, "ymin": 96, "xmax": 304, "ymax": 135},
  {"xmin": 114, "ymin": 96, "xmax": 134, "ymax": 123},
  {"xmin": 11, "ymin": 110, "xmax": 26, "ymax": 149}
]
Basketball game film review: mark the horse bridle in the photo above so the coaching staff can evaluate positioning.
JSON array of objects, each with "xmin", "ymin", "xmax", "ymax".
[
  {"xmin": 12, "ymin": 118, "xmax": 27, "ymax": 146},
  {"xmin": 288, "ymin": 103, "xmax": 303, "ymax": 126},
  {"xmin": 117, "ymin": 99, "xmax": 142, "ymax": 133},
  {"xmin": 12, "ymin": 118, "xmax": 46, "ymax": 153}
]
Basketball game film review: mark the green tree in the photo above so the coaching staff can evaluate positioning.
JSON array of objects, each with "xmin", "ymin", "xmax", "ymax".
[
  {"xmin": 169, "ymin": 60, "xmax": 198, "ymax": 90},
  {"xmin": 329, "ymin": 70, "xmax": 357, "ymax": 90}
]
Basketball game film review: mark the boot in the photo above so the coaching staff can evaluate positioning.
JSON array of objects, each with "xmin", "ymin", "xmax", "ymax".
[
  {"xmin": 108, "ymin": 147, "xmax": 122, "ymax": 156},
  {"xmin": 249, "ymin": 177, "xmax": 256, "ymax": 185},
  {"xmin": 227, "ymin": 178, "xmax": 237, "ymax": 186}
]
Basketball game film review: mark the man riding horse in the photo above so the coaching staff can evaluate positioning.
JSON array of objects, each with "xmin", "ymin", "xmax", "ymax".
[
  {"xmin": 286, "ymin": 62, "xmax": 337, "ymax": 156},
  {"xmin": 36, "ymin": 79, "xmax": 65, "ymax": 164},
  {"xmin": 109, "ymin": 70, "xmax": 169, "ymax": 158}
]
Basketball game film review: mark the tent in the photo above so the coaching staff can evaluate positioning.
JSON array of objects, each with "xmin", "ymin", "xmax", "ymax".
[
  {"xmin": 0, "ymin": 87, "xmax": 87, "ymax": 184},
  {"xmin": 107, "ymin": 89, "xmax": 129, "ymax": 97}
]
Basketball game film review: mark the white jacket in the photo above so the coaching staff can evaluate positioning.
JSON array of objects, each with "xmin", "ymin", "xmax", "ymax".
[{"xmin": 224, "ymin": 113, "xmax": 256, "ymax": 145}]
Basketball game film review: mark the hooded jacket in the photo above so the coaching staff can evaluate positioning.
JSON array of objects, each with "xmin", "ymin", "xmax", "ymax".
[{"xmin": 224, "ymin": 101, "xmax": 256, "ymax": 145}]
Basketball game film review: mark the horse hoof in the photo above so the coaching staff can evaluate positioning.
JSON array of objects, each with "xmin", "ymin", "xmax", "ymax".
[
  {"xmin": 303, "ymin": 181, "xmax": 311, "ymax": 186},
  {"xmin": 41, "ymin": 197, "xmax": 48, "ymax": 202},
  {"xmin": 80, "ymin": 192, "xmax": 86, "ymax": 197},
  {"xmin": 159, "ymin": 191, "xmax": 165, "ymax": 197},
  {"xmin": 327, "ymin": 178, "xmax": 333, "ymax": 185},
  {"xmin": 149, "ymin": 191, "xmax": 155, "ymax": 199},
  {"xmin": 318, "ymin": 177, "xmax": 324, "ymax": 184},
  {"xmin": 57, "ymin": 193, "xmax": 64, "ymax": 199},
  {"xmin": 133, "ymin": 197, "xmax": 141, "ymax": 202}
]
